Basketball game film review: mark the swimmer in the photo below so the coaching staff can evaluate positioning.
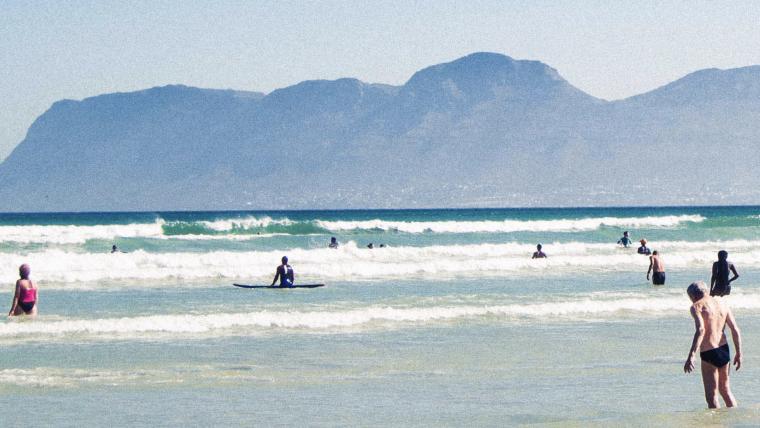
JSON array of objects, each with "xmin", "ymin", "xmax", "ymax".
[
  {"xmin": 646, "ymin": 250, "xmax": 665, "ymax": 285},
  {"xmin": 617, "ymin": 231, "xmax": 632, "ymax": 247},
  {"xmin": 367, "ymin": 243, "xmax": 374, "ymax": 249},
  {"xmin": 711, "ymin": 250, "xmax": 739, "ymax": 297},
  {"xmin": 684, "ymin": 281, "xmax": 742, "ymax": 408},
  {"xmin": 8, "ymin": 264, "xmax": 38, "ymax": 317},
  {"xmin": 637, "ymin": 239, "xmax": 651, "ymax": 255},
  {"xmin": 328, "ymin": 237, "xmax": 339, "ymax": 249},
  {"xmin": 532, "ymin": 244, "xmax": 547, "ymax": 259},
  {"xmin": 271, "ymin": 256, "xmax": 295, "ymax": 287}
]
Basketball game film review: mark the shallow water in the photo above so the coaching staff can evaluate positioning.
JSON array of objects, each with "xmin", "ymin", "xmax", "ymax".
[{"xmin": 1, "ymin": 207, "xmax": 759, "ymax": 426}]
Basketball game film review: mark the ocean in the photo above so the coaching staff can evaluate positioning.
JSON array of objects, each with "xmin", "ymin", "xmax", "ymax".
[{"xmin": 1, "ymin": 206, "xmax": 759, "ymax": 426}]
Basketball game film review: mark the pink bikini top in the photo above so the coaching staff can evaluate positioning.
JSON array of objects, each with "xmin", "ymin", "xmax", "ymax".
[{"xmin": 19, "ymin": 284, "xmax": 36, "ymax": 303}]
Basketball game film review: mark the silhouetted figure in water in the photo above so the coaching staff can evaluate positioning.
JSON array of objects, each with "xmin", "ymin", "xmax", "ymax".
[
  {"xmin": 532, "ymin": 244, "xmax": 547, "ymax": 259},
  {"xmin": 329, "ymin": 237, "xmax": 339, "ymax": 249},
  {"xmin": 711, "ymin": 250, "xmax": 739, "ymax": 297}
]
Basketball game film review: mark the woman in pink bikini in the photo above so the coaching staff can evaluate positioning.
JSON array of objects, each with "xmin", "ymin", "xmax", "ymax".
[{"xmin": 8, "ymin": 264, "xmax": 38, "ymax": 317}]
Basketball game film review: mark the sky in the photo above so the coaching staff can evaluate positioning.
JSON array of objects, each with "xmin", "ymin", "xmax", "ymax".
[{"xmin": 2, "ymin": 0, "xmax": 759, "ymax": 160}]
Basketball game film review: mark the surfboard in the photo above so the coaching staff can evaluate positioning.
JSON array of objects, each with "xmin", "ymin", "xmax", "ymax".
[{"xmin": 233, "ymin": 283, "xmax": 325, "ymax": 289}]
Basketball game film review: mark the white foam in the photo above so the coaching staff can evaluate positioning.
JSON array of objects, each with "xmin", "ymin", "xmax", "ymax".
[
  {"xmin": 3, "ymin": 290, "xmax": 759, "ymax": 342},
  {"xmin": 2, "ymin": 239, "xmax": 760, "ymax": 286},
  {"xmin": 196, "ymin": 216, "xmax": 295, "ymax": 231},
  {"xmin": 0, "ymin": 368, "xmax": 164, "ymax": 387},
  {"xmin": 316, "ymin": 215, "xmax": 705, "ymax": 233},
  {"xmin": 0, "ymin": 220, "xmax": 165, "ymax": 244}
]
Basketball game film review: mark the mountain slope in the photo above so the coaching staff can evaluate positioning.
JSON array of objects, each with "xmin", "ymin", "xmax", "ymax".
[{"xmin": 1, "ymin": 53, "xmax": 759, "ymax": 211}]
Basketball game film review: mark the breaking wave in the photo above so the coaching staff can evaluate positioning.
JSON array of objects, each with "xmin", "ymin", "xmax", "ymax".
[
  {"xmin": 0, "ymin": 239, "xmax": 757, "ymax": 286},
  {"xmin": 0, "ymin": 214, "xmax": 705, "ymax": 244}
]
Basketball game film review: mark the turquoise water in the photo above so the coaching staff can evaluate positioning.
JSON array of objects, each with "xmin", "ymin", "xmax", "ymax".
[{"xmin": 1, "ymin": 207, "xmax": 760, "ymax": 426}]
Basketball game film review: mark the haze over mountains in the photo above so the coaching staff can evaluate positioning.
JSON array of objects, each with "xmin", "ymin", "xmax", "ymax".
[{"xmin": 1, "ymin": 52, "xmax": 759, "ymax": 211}]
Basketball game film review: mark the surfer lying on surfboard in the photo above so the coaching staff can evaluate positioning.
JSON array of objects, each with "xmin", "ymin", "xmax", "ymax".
[{"xmin": 271, "ymin": 256, "xmax": 295, "ymax": 287}]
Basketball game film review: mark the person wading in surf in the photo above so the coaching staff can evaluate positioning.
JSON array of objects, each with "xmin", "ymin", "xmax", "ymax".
[
  {"xmin": 532, "ymin": 244, "xmax": 547, "ymax": 259},
  {"xmin": 8, "ymin": 264, "xmax": 38, "ymax": 317},
  {"xmin": 684, "ymin": 281, "xmax": 742, "ymax": 408},
  {"xmin": 710, "ymin": 250, "xmax": 739, "ymax": 297},
  {"xmin": 646, "ymin": 250, "xmax": 666, "ymax": 285}
]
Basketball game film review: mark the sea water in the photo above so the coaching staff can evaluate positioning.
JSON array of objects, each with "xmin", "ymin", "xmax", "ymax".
[{"xmin": 1, "ymin": 207, "xmax": 760, "ymax": 426}]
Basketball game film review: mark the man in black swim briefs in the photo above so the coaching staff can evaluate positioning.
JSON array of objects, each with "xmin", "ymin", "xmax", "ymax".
[{"xmin": 683, "ymin": 281, "xmax": 742, "ymax": 408}]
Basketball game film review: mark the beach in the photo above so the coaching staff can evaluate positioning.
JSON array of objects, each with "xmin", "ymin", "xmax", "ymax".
[{"xmin": 1, "ymin": 206, "xmax": 760, "ymax": 425}]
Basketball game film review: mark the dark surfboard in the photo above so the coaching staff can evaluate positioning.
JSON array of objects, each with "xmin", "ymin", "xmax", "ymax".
[{"xmin": 233, "ymin": 283, "xmax": 325, "ymax": 289}]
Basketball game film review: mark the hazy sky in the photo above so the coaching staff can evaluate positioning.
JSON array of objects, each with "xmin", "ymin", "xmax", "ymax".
[{"xmin": 2, "ymin": 1, "xmax": 759, "ymax": 160}]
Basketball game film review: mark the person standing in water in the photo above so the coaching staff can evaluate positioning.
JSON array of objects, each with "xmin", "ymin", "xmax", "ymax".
[
  {"xmin": 646, "ymin": 250, "xmax": 666, "ymax": 285},
  {"xmin": 271, "ymin": 256, "xmax": 295, "ymax": 287},
  {"xmin": 637, "ymin": 239, "xmax": 651, "ymax": 255},
  {"xmin": 711, "ymin": 250, "xmax": 739, "ymax": 297},
  {"xmin": 617, "ymin": 231, "xmax": 632, "ymax": 247},
  {"xmin": 8, "ymin": 264, "xmax": 38, "ymax": 317},
  {"xmin": 684, "ymin": 281, "xmax": 742, "ymax": 409},
  {"xmin": 328, "ymin": 237, "xmax": 339, "ymax": 249},
  {"xmin": 532, "ymin": 244, "xmax": 547, "ymax": 259}
]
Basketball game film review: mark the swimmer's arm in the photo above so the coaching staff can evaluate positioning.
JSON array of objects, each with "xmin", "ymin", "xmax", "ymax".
[
  {"xmin": 646, "ymin": 257, "xmax": 653, "ymax": 279},
  {"xmin": 728, "ymin": 264, "xmax": 739, "ymax": 284},
  {"xmin": 710, "ymin": 263, "xmax": 718, "ymax": 291},
  {"xmin": 684, "ymin": 306, "xmax": 705, "ymax": 373},
  {"xmin": 270, "ymin": 269, "xmax": 280, "ymax": 286},
  {"xmin": 726, "ymin": 307, "xmax": 742, "ymax": 370},
  {"xmin": 8, "ymin": 281, "xmax": 19, "ymax": 317}
]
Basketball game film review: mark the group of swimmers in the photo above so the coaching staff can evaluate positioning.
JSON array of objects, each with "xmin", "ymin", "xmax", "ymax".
[
  {"xmin": 618, "ymin": 231, "xmax": 743, "ymax": 408},
  {"xmin": 328, "ymin": 236, "xmax": 384, "ymax": 249},
  {"xmin": 615, "ymin": 230, "xmax": 740, "ymax": 295}
]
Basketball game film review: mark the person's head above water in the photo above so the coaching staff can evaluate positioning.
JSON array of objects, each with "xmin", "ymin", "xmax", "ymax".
[
  {"xmin": 640, "ymin": 239, "xmax": 647, "ymax": 245},
  {"xmin": 19, "ymin": 264, "xmax": 30, "ymax": 279},
  {"xmin": 718, "ymin": 250, "xmax": 728, "ymax": 261},
  {"xmin": 652, "ymin": 250, "xmax": 658, "ymax": 255},
  {"xmin": 623, "ymin": 231, "xmax": 629, "ymax": 236},
  {"xmin": 536, "ymin": 244, "xmax": 542, "ymax": 250},
  {"xmin": 281, "ymin": 256, "xmax": 288, "ymax": 264},
  {"xmin": 687, "ymin": 281, "xmax": 708, "ymax": 302},
  {"xmin": 330, "ymin": 237, "xmax": 337, "ymax": 243}
]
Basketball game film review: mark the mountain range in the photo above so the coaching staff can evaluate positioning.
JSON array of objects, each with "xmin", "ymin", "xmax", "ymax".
[{"xmin": 2, "ymin": 52, "xmax": 759, "ymax": 211}]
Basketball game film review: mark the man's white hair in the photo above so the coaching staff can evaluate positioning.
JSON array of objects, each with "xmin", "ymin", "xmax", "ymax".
[{"xmin": 687, "ymin": 281, "xmax": 708, "ymax": 299}]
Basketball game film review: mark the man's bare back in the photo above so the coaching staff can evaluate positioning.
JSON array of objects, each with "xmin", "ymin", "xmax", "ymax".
[
  {"xmin": 650, "ymin": 254, "xmax": 664, "ymax": 273},
  {"xmin": 691, "ymin": 296, "xmax": 730, "ymax": 351}
]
